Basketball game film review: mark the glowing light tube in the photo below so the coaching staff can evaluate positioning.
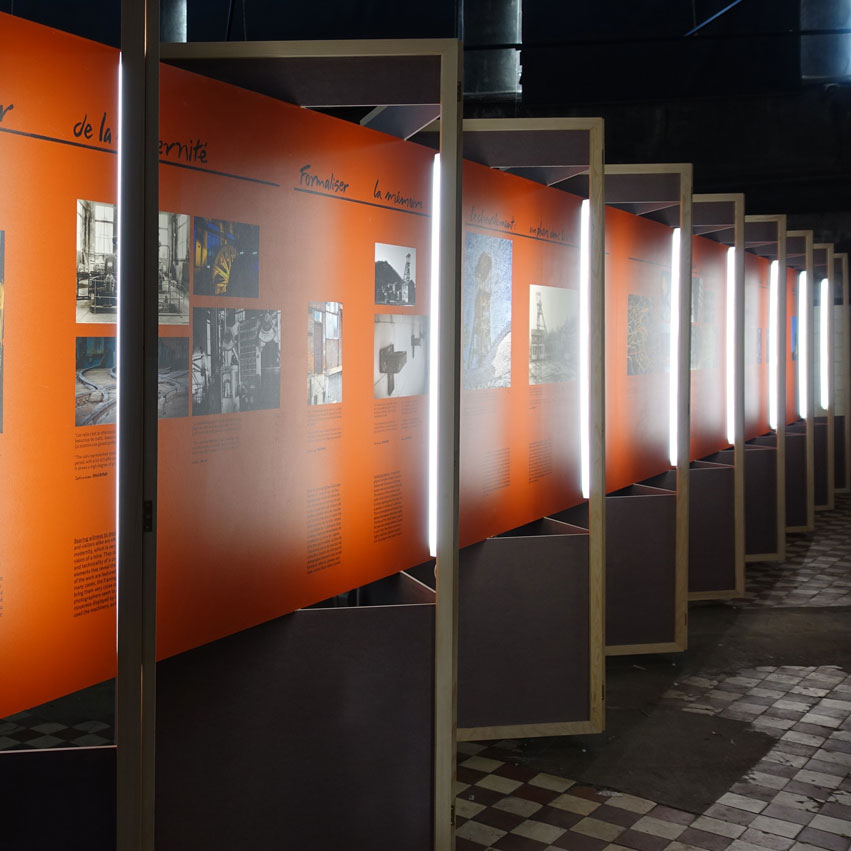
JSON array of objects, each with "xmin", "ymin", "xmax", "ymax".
[
  {"xmin": 580, "ymin": 199, "xmax": 591, "ymax": 499},
  {"xmin": 799, "ymin": 271, "xmax": 808, "ymax": 419},
  {"xmin": 669, "ymin": 228, "xmax": 681, "ymax": 467},
  {"xmin": 821, "ymin": 276, "xmax": 830, "ymax": 412},
  {"xmin": 428, "ymin": 154, "xmax": 441, "ymax": 557},
  {"xmin": 769, "ymin": 260, "xmax": 779, "ymax": 431},
  {"xmin": 726, "ymin": 246, "xmax": 736, "ymax": 445}
]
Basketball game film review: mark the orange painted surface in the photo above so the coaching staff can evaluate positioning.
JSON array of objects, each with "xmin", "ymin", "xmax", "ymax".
[
  {"xmin": 690, "ymin": 235, "xmax": 729, "ymax": 460},
  {"xmin": 744, "ymin": 252, "xmax": 771, "ymax": 441},
  {"xmin": 458, "ymin": 161, "xmax": 583, "ymax": 547},
  {"xmin": 786, "ymin": 267, "xmax": 801, "ymax": 424},
  {"xmin": 604, "ymin": 207, "xmax": 673, "ymax": 493}
]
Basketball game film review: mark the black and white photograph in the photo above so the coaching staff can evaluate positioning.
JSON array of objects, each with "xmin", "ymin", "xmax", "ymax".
[
  {"xmin": 308, "ymin": 301, "xmax": 343, "ymax": 405},
  {"xmin": 158, "ymin": 212, "xmax": 191, "ymax": 324},
  {"xmin": 76, "ymin": 200, "xmax": 117, "ymax": 323},
  {"xmin": 192, "ymin": 308, "xmax": 280, "ymax": 415},
  {"xmin": 690, "ymin": 275, "xmax": 719, "ymax": 370},
  {"xmin": 374, "ymin": 313, "xmax": 429, "ymax": 399},
  {"xmin": 463, "ymin": 232, "xmax": 513, "ymax": 390},
  {"xmin": 193, "ymin": 217, "xmax": 260, "ymax": 298},
  {"xmin": 158, "ymin": 337, "xmax": 190, "ymax": 419},
  {"xmin": 627, "ymin": 270, "xmax": 670, "ymax": 376},
  {"xmin": 375, "ymin": 242, "xmax": 416, "ymax": 306},
  {"xmin": 529, "ymin": 284, "xmax": 578, "ymax": 384},
  {"xmin": 75, "ymin": 337, "xmax": 117, "ymax": 426}
]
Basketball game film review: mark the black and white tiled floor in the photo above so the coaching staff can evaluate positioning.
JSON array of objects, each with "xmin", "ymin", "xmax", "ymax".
[{"xmin": 0, "ymin": 711, "xmax": 112, "ymax": 750}]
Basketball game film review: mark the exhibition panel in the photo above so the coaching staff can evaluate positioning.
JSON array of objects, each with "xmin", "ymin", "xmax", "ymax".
[
  {"xmin": 742, "ymin": 215, "xmax": 786, "ymax": 563},
  {"xmin": 452, "ymin": 119, "xmax": 605, "ymax": 739},
  {"xmin": 834, "ymin": 253, "xmax": 850, "ymax": 492},
  {"xmin": 786, "ymin": 230, "xmax": 816, "ymax": 533},
  {"xmin": 688, "ymin": 195, "xmax": 745, "ymax": 599},
  {"xmin": 813, "ymin": 243, "xmax": 835, "ymax": 510}
]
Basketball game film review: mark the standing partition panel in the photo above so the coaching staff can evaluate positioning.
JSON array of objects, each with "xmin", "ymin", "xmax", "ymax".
[
  {"xmin": 688, "ymin": 195, "xmax": 745, "ymax": 599},
  {"xmin": 743, "ymin": 216, "xmax": 786, "ymax": 563},
  {"xmin": 786, "ymin": 230, "xmax": 816, "ymax": 532},
  {"xmin": 813, "ymin": 243, "xmax": 835, "ymax": 510},
  {"xmin": 157, "ymin": 40, "xmax": 463, "ymax": 851},
  {"xmin": 440, "ymin": 120, "xmax": 606, "ymax": 740},
  {"xmin": 834, "ymin": 253, "xmax": 850, "ymax": 492},
  {"xmin": 561, "ymin": 164, "xmax": 691, "ymax": 656}
]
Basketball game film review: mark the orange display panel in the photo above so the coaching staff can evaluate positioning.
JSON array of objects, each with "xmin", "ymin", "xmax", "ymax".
[
  {"xmin": 744, "ymin": 252, "xmax": 771, "ymax": 441},
  {"xmin": 786, "ymin": 267, "xmax": 800, "ymax": 425},
  {"xmin": 0, "ymin": 13, "xmax": 437, "ymax": 716},
  {"xmin": 604, "ymin": 206, "xmax": 673, "ymax": 493},
  {"xmin": 458, "ymin": 161, "xmax": 584, "ymax": 547},
  {"xmin": 690, "ymin": 235, "xmax": 729, "ymax": 460}
]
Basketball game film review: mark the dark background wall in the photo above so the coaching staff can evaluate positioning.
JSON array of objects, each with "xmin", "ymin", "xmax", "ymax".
[{"xmin": 3, "ymin": 0, "xmax": 848, "ymax": 250}]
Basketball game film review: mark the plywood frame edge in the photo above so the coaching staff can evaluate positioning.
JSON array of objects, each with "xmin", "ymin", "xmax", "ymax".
[
  {"xmin": 814, "ymin": 243, "xmax": 836, "ymax": 510},
  {"xmin": 840, "ymin": 254, "xmax": 851, "ymax": 493},
  {"xmin": 460, "ymin": 115, "xmax": 607, "ymax": 734},
  {"xmin": 688, "ymin": 589, "xmax": 741, "ymax": 602},
  {"xmin": 732, "ymin": 197, "xmax": 747, "ymax": 597},
  {"xmin": 458, "ymin": 719, "xmax": 600, "ymax": 742},
  {"xmin": 606, "ymin": 641, "xmax": 682, "ymax": 657}
]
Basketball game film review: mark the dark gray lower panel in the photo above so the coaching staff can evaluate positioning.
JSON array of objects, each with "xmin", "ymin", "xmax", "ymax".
[
  {"xmin": 814, "ymin": 419, "xmax": 828, "ymax": 505},
  {"xmin": 744, "ymin": 443, "xmax": 778, "ymax": 555},
  {"xmin": 0, "ymin": 746, "xmax": 116, "ymax": 851},
  {"xmin": 689, "ymin": 462, "xmax": 736, "ymax": 593},
  {"xmin": 835, "ymin": 415, "xmax": 846, "ymax": 490},
  {"xmin": 156, "ymin": 596, "xmax": 435, "ymax": 851},
  {"xmin": 458, "ymin": 519, "xmax": 591, "ymax": 729},
  {"xmin": 786, "ymin": 429, "xmax": 808, "ymax": 526}
]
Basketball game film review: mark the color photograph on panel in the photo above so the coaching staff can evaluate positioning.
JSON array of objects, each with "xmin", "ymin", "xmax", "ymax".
[
  {"xmin": 157, "ymin": 212, "xmax": 190, "ymax": 324},
  {"xmin": 627, "ymin": 270, "xmax": 670, "ymax": 376},
  {"xmin": 375, "ymin": 243, "xmax": 416, "ymax": 306},
  {"xmin": 75, "ymin": 336, "xmax": 117, "ymax": 426},
  {"xmin": 76, "ymin": 200, "xmax": 116, "ymax": 323},
  {"xmin": 528, "ymin": 284, "xmax": 577, "ymax": 384},
  {"xmin": 193, "ymin": 218, "xmax": 260, "ymax": 298},
  {"xmin": 192, "ymin": 308, "xmax": 280, "ymax": 414},
  {"xmin": 157, "ymin": 337, "xmax": 190, "ymax": 419},
  {"xmin": 0, "ymin": 230, "xmax": 4, "ymax": 432},
  {"xmin": 374, "ymin": 313, "xmax": 429, "ymax": 398},
  {"xmin": 463, "ymin": 232, "xmax": 512, "ymax": 390},
  {"xmin": 308, "ymin": 301, "xmax": 343, "ymax": 405},
  {"xmin": 691, "ymin": 276, "xmax": 719, "ymax": 370}
]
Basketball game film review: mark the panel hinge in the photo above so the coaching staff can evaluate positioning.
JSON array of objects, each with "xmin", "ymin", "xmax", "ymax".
[{"xmin": 143, "ymin": 500, "xmax": 153, "ymax": 533}]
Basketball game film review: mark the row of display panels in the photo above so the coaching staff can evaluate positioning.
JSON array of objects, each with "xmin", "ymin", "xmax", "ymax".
[{"xmin": 0, "ymin": 12, "xmax": 843, "ymax": 722}]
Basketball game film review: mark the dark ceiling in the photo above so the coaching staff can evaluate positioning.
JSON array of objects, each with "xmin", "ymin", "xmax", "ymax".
[{"xmin": 3, "ymin": 0, "xmax": 849, "ymax": 251}]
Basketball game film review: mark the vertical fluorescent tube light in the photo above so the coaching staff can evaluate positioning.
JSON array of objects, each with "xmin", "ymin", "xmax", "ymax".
[
  {"xmin": 579, "ymin": 199, "xmax": 591, "ymax": 499},
  {"xmin": 799, "ymin": 271, "xmax": 808, "ymax": 419},
  {"xmin": 427, "ymin": 154, "xmax": 441, "ymax": 557},
  {"xmin": 114, "ymin": 56, "xmax": 123, "ymax": 646},
  {"xmin": 669, "ymin": 228, "xmax": 681, "ymax": 466},
  {"xmin": 768, "ymin": 260, "xmax": 779, "ymax": 431},
  {"xmin": 820, "ymin": 276, "xmax": 829, "ymax": 411},
  {"xmin": 726, "ymin": 246, "xmax": 736, "ymax": 445}
]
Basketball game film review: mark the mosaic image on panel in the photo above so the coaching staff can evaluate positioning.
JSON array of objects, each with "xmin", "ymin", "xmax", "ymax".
[
  {"xmin": 374, "ymin": 314, "xmax": 429, "ymax": 398},
  {"xmin": 463, "ymin": 232, "xmax": 512, "ymax": 390},
  {"xmin": 158, "ymin": 338, "xmax": 190, "ymax": 419},
  {"xmin": 76, "ymin": 200, "xmax": 117, "ymax": 323},
  {"xmin": 193, "ymin": 218, "xmax": 259, "ymax": 298},
  {"xmin": 528, "ymin": 285, "xmax": 577, "ymax": 384},
  {"xmin": 308, "ymin": 301, "xmax": 343, "ymax": 405},
  {"xmin": 375, "ymin": 243, "xmax": 416, "ymax": 306},
  {"xmin": 75, "ymin": 337, "xmax": 117, "ymax": 426},
  {"xmin": 157, "ymin": 212, "xmax": 191, "ymax": 324},
  {"xmin": 192, "ymin": 308, "xmax": 280, "ymax": 415},
  {"xmin": 0, "ymin": 230, "xmax": 4, "ymax": 432},
  {"xmin": 627, "ymin": 270, "xmax": 670, "ymax": 376},
  {"xmin": 690, "ymin": 275, "xmax": 719, "ymax": 370}
]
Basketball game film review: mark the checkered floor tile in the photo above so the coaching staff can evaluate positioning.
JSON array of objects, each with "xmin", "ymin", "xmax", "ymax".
[{"xmin": 0, "ymin": 711, "xmax": 113, "ymax": 750}]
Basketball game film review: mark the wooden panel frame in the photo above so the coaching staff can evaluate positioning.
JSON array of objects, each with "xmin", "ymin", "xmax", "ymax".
[
  {"xmin": 157, "ymin": 37, "xmax": 463, "ymax": 851},
  {"xmin": 835, "ymin": 253, "xmax": 851, "ymax": 493},
  {"xmin": 787, "ymin": 230, "xmax": 816, "ymax": 533},
  {"xmin": 689, "ymin": 194, "xmax": 746, "ymax": 601},
  {"xmin": 602, "ymin": 164, "xmax": 692, "ymax": 654},
  {"xmin": 743, "ymin": 214, "xmax": 787, "ymax": 564},
  {"xmin": 456, "ymin": 117, "xmax": 606, "ymax": 741},
  {"xmin": 814, "ymin": 242, "xmax": 836, "ymax": 511}
]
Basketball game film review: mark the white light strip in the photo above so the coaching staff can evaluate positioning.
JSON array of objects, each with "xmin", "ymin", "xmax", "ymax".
[
  {"xmin": 427, "ymin": 154, "xmax": 441, "ymax": 557},
  {"xmin": 669, "ymin": 228, "xmax": 681, "ymax": 466},
  {"xmin": 821, "ymin": 276, "xmax": 830, "ymax": 412},
  {"xmin": 799, "ymin": 271, "xmax": 808, "ymax": 419},
  {"xmin": 769, "ymin": 260, "xmax": 779, "ymax": 431},
  {"xmin": 579, "ymin": 199, "xmax": 591, "ymax": 499},
  {"xmin": 115, "ymin": 56, "xmax": 123, "ymax": 649},
  {"xmin": 726, "ymin": 246, "xmax": 736, "ymax": 445}
]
